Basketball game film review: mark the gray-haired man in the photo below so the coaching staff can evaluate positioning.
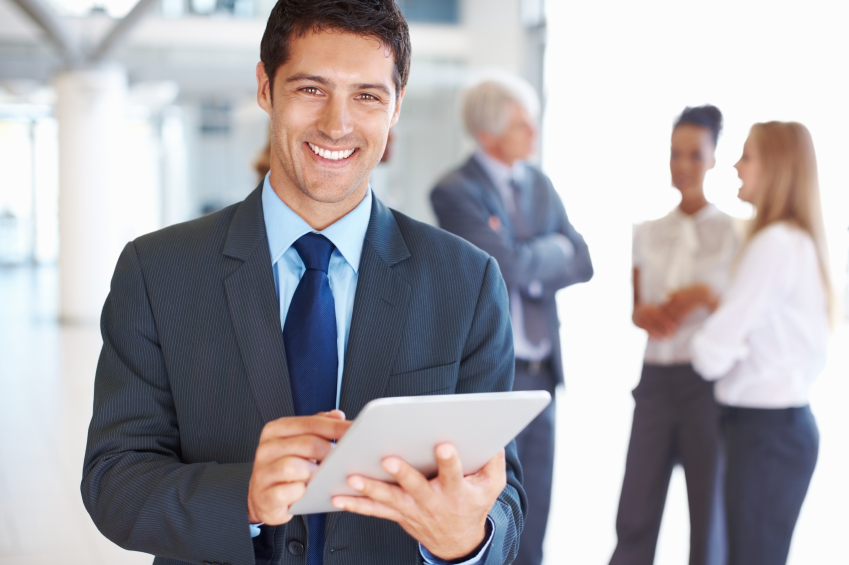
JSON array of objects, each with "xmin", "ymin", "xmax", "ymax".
[{"xmin": 430, "ymin": 75, "xmax": 593, "ymax": 565}]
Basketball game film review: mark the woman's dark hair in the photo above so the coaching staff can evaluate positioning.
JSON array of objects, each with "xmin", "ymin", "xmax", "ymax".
[
  {"xmin": 674, "ymin": 105, "xmax": 723, "ymax": 146},
  {"xmin": 260, "ymin": 0, "xmax": 411, "ymax": 100}
]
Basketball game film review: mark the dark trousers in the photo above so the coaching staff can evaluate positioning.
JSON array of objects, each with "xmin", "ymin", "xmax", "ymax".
[
  {"xmin": 723, "ymin": 405, "xmax": 818, "ymax": 565},
  {"xmin": 610, "ymin": 364, "xmax": 722, "ymax": 565},
  {"xmin": 511, "ymin": 359, "xmax": 556, "ymax": 565}
]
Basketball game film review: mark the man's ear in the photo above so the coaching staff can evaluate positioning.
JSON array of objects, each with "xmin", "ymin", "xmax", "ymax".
[
  {"xmin": 389, "ymin": 87, "xmax": 406, "ymax": 127},
  {"xmin": 257, "ymin": 62, "xmax": 272, "ymax": 116},
  {"xmin": 476, "ymin": 131, "xmax": 494, "ymax": 151}
]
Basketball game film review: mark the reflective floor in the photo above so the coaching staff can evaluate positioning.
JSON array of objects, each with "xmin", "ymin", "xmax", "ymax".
[
  {"xmin": 1, "ymin": 265, "xmax": 846, "ymax": 564},
  {"xmin": 0, "ymin": 267, "xmax": 151, "ymax": 564}
]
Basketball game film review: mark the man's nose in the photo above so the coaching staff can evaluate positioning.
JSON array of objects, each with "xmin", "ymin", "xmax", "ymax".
[{"xmin": 317, "ymin": 96, "xmax": 354, "ymax": 140}]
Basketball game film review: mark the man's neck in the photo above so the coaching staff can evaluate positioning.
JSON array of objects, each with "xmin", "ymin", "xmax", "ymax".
[
  {"xmin": 481, "ymin": 148, "xmax": 518, "ymax": 169},
  {"xmin": 269, "ymin": 170, "xmax": 368, "ymax": 231}
]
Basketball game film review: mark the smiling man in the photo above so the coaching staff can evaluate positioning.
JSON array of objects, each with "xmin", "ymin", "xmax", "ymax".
[{"xmin": 81, "ymin": 2, "xmax": 525, "ymax": 565}]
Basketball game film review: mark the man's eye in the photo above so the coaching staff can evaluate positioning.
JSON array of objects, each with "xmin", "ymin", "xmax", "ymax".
[
  {"xmin": 302, "ymin": 87, "xmax": 320, "ymax": 95},
  {"xmin": 358, "ymin": 93, "xmax": 379, "ymax": 101}
]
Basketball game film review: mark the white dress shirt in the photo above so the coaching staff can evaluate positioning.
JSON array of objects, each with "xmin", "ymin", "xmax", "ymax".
[
  {"xmin": 633, "ymin": 203, "xmax": 740, "ymax": 365},
  {"xmin": 691, "ymin": 223, "xmax": 830, "ymax": 408},
  {"xmin": 474, "ymin": 149, "xmax": 574, "ymax": 361}
]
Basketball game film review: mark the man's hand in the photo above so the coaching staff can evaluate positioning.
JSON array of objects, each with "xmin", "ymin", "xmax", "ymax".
[
  {"xmin": 331, "ymin": 444, "xmax": 506, "ymax": 562},
  {"xmin": 633, "ymin": 303, "xmax": 678, "ymax": 339},
  {"xmin": 661, "ymin": 284, "xmax": 718, "ymax": 323},
  {"xmin": 248, "ymin": 410, "xmax": 351, "ymax": 525}
]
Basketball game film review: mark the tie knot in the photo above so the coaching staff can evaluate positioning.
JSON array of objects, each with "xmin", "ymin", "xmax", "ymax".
[{"xmin": 293, "ymin": 233, "xmax": 335, "ymax": 273}]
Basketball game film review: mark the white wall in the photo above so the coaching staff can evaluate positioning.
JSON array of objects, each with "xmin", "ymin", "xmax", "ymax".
[{"xmin": 541, "ymin": 1, "xmax": 849, "ymax": 563}]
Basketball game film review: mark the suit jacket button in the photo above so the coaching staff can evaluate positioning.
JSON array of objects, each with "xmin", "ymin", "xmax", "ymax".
[{"xmin": 288, "ymin": 540, "xmax": 305, "ymax": 556}]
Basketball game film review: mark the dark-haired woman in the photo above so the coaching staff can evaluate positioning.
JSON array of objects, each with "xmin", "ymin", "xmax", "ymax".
[{"xmin": 609, "ymin": 105, "xmax": 740, "ymax": 565}]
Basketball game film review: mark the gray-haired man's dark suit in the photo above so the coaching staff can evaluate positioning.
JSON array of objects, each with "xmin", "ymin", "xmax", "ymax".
[
  {"xmin": 431, "ymin": 156, "xmax": 593, "ymax": 565},
  {"xmin": 81, "ymin": 185, "xmax": 526, "ymax": 565}
]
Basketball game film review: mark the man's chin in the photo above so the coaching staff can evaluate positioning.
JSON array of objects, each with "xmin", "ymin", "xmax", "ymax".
[{"xmin": 297, "ymin": 178, "xmax": 367, "ymax": 206}]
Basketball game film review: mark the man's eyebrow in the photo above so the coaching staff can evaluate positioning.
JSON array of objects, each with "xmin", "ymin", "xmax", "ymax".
[
  {"xmin": 285, "ymin": 74, "xmax": 334, "ymax": 87},
  {"xmin": 354, "ymin": 83, "xmax": 392, "ymax": 97}
]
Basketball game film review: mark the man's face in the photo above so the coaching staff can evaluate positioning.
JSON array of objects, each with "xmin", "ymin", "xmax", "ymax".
[
  {"xmin": 257, "ymin": 29, "xmax": 403, "ymax": 207},
  {"xmin": 479, "ymin": 101, "xmax": 536, "ymax": 166}
]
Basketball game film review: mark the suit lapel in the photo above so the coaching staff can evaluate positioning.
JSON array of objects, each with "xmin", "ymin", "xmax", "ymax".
[
  {"xmin": 223, "ymin": 185, "xmax": 296, "ymax": 424},
  {"xmin": 326, "ymin": 197, "xmax": 412, "ymax": 536},
  {"xmin": 463, "ymin": 156, "xmax": 517, "ymax": 236},
  {"xmin": 338, "ymin": 197, "xmax": 412, "ymax": 419}
]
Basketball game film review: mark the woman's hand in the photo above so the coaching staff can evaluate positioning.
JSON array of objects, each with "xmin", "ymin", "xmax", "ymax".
[
  {"xmin": 633, "ymin": 303, "xmax": 678, "ymax": 339},
  {"xmin": 661, "ymin": 284, "xmax": 719, "ymax": 322}
]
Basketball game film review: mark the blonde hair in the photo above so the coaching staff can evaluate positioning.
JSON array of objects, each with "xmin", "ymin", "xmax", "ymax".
[{"xmin": 746, "ymin": 121, "xmax": 834, "ymax": 321}]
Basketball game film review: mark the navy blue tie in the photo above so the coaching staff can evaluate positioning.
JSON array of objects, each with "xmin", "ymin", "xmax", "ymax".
[{"xmin": 283, "ymin": 233, "xmax": 338, "ymax": 565}]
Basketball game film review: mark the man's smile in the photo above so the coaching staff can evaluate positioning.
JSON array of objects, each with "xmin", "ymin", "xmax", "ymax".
[{"xmin": 307, "ymin": 142, "xmax": 357, "ymax": 162}]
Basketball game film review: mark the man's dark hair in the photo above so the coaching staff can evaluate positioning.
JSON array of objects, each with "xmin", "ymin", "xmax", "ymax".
[
  {"xmin": 674, "ymin": 105, "xmax": 723, "ymax": 147},
  {"xmin": 260, "ymin": 0, "xmax": 411, "ymax": 99}
]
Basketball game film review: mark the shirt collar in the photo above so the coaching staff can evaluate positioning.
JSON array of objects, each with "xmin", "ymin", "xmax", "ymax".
[
  {"xmin": 474, "ymin": 149, "xmax": 525, "ymax": 186},
  {"xmin": 671, "ymin": 202, "xmax": 719, "ymax": 223},
  {"xmin": 261, "ymin": 173, "xmax": 372, "ymax": 273}
]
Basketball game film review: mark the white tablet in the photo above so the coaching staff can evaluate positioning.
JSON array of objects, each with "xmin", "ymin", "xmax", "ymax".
[{"xmin": 288, "ymin": 390, "xmax": 551, "ymax": 515}]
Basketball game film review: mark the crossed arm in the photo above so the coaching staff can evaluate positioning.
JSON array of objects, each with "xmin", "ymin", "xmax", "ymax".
[{"xmin": 430, "ymin": 178, "xmax": 593, "ymax": 298}]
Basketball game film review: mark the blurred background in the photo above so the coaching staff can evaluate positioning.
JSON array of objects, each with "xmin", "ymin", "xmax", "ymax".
[{"xmin": 0, "ymin": 0, "xmax": 846, "ymax": 563}]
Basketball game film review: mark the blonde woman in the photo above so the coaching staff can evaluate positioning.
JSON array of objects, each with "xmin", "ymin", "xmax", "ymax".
[{"xmin": 692, "ymin": 122, "xmax": 832, "ymax": 565}]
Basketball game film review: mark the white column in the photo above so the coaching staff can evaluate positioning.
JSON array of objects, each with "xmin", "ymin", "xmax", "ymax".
[
  {"xmin": 54, "ymin": 65, "xmax": 128, "ymax": 324},
  {"xmin": 160, "ymin": 105, "xmax": 191, "ymax": 227}
]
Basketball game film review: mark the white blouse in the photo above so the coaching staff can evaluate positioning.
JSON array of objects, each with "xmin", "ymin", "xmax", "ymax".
[
  {"xmin": 633, "ymin": 204, "xmax": 741, "ymax": 365},
  {"xmin": 691, "ymin": 223, "xmax": 830, "ymax": 408}
]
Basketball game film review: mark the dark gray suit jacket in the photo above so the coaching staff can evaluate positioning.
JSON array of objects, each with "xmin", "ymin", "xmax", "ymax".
[
  {"xmin": 431, "ymin": 156, "xmax": 593, "ymax": 385},
  {"xmin": 81, "ymin": 185, "xmax": 526, "ymax": 565}
]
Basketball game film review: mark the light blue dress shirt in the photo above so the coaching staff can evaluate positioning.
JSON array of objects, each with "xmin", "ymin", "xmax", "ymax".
[{"xmin": 257, "ymin": 174, "xmax": 492, "ymax": 565}]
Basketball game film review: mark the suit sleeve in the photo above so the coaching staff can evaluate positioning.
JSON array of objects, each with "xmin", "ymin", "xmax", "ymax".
[
  {"xmin": 431, "ymin": 180, "xmax": 579, "ymax": 290},
  {"xmin": 81, "ymin": 242, "xmax": 257, "ymax": 565},
  {"xmin": 540, "ymin": 178, "xmax": 594, "ymax": 298},
  {"xmin": 455, "ymin": 257, "xmax": 527, "ymax": 565}
]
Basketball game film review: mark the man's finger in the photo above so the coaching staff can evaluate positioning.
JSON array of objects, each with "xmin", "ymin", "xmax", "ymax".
[
  {"xmin": 259, "ymin": 415, "xmax": 352, "ymax": 443},
  {"xmin": 255, "ymin": 434, "xmax": 336, "ymax": 465},
  {"xmin": 434, "ymin": 443, "xmax": 464, "ymax": 494},
  {"xmin": 471, "ymin": 448, "xmax": 507, "ymax": 491},
  {"xmin": 254, "ymin": 481, "xmax": 307, "ymax": 526},
  {"xmin": 261, "ymin": 456, "xmax": 318, "ymax": 486},
  {"xmin": 331, "ymin": 495, "xmax": 405, "ymax": 523},
  {"xmin": 381, "ymin": 456, "xmax": 431, "ymax": 502},
  {"xmin": 346, "ymin": 474, "xmax": 414, "ymax": 512},
  {"xmin": 317, "ymin": 409, "xmax": 346, "ymax": 420}
]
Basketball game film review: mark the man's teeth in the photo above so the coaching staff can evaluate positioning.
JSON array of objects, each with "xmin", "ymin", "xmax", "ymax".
[{"xmin": 308, "ymin": 143, "xmax": 355, "ymax": 161}]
